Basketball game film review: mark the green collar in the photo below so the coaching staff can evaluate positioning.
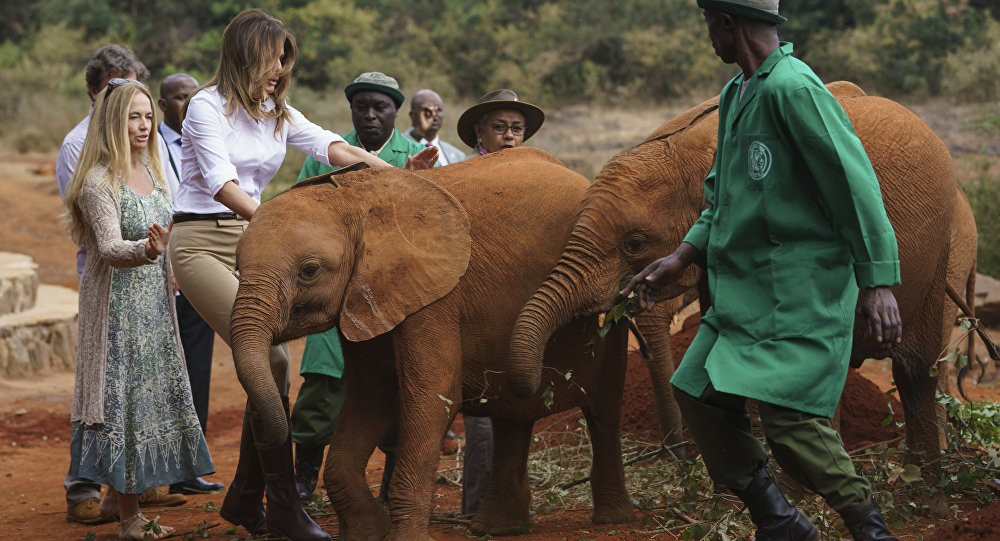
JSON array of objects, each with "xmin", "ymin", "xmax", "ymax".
[{"xmin": 754, "ymin": 41, "xmax": 793, "ymax": 79}]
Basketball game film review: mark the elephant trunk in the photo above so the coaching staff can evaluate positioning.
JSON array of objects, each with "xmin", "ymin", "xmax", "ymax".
[
  {"xmin": 509, "ymin": 236, "xmax": 605, "ymax": 398},
  {"xmin": 231, "ymin": 289, "xmax": 287, "ymax": 448}
]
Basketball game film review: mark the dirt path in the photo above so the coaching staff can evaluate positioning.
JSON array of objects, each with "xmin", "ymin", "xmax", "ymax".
[{"xmin": 1, "ymin": 151, "xmax": 998, "ymax": 540}]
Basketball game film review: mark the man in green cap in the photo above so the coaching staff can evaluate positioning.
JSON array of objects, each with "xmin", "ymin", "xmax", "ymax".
[
  {"xmin": 624, "ymin": 2, "xmax": 900, "ymax": 540},
  {"xmin": 292, "ymin": 72, "xmax": 437, "ymax": 503}
]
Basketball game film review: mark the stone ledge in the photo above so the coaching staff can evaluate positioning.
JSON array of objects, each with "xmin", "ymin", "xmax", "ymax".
[
  {"xmin": 0, "ymin": 252, "xmax": 40, "ymax": 316},
  {"xmin": 0, "ymin": 284, "xmax": 78, "ymax": 378}
]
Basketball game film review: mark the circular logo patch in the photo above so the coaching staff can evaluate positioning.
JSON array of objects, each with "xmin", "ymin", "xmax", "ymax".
[{"xmin": 748, "ymin": 141, "xmax": 772, "ymax": 181}]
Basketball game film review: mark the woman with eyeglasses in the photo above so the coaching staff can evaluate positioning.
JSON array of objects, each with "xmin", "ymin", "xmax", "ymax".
[
  {"xmin": 456, "ymin": 88, "xmax": 545, "ymax": 157},
  {"xmin": 167, "ymin": 8, "xmax": 434, "ymax": 541},
  {"xmin": 453, "ymin": 89, "xmax": 545, "ymax": 518},
  {"xmin": 64, "ymin": 78, "xmax": 214, "ymax": 540}
]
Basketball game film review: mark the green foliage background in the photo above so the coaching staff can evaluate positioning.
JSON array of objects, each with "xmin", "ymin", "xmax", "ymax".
[
  {"xmin": 4, "ymin": 0, "xmax": 1000, "ymax": 147},
  {"xmin": 2, "ymin": 0, "xmax": 999, "ymax": 272}
]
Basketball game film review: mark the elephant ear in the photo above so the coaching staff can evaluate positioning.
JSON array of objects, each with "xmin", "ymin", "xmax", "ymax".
[{"xmin": 339, "ymin": 169, "xmax": 471, "ymax": 341}]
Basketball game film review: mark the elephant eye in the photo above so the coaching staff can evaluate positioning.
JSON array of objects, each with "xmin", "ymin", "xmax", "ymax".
[
  {"xmin": 299, "ymin": 263, "xmax": 320, "ymax": 280},
  {"xmin": 624, "ymin": 234, "xmax": 646, "ymax": 255}
]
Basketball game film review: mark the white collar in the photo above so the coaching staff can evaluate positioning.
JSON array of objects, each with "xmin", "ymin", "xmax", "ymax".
[{"xmin": 159, "ymin": 122, "xmax": 182, "ymax": 145}]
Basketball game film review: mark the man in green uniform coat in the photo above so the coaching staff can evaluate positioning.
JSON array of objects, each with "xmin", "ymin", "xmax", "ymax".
[
  {"xmin": 292, "ymin": 72, "xmax": 436, "ymax": 502},
  {"xmin": 625, "ymin": 2, "xmax": 901, "ymax": 540}
]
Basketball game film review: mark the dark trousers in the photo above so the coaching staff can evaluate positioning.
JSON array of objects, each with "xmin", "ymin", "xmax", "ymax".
[
  {"xmin": 176, "ymin": 291, "xmax": 215, "ymax": 434},
  {"xmin": 674, "ymin": 383, "xmax": 869, "ymax": 512},
  {"xmin": 461, "ymin": 415, "xmax": 493, "ymax": 515},
  {"xmin": 291, "ymin": 373, "xmax": 398, "ymax": 459}
]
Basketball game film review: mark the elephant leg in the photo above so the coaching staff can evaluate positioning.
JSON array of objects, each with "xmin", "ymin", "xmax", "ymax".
[
  {"xmin": 325, "ymin": 338, "xmax": 396, "ymax": 541},
  {"xmin": 469, "ymin": 418, "xmax": 534, "ymax": 536},
  {"xmin": 634, "ymin": 299, "xmax": 687, "ymax": 454},
  {"xmin": 583, "ymin": 327, "xmax": 637, "ymax": 525},
  {"xmin": 384, "ymin": 314, "xmax": 462, "ymax": 541},
  {"xmin": 891, "ymin": 351, "xmax": 947, "ymax": 516}
]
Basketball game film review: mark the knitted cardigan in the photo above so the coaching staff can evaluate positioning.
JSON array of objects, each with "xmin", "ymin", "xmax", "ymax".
[{"xmin": 70, "ymin": 162, "xmax": 184, "ymax": 425}]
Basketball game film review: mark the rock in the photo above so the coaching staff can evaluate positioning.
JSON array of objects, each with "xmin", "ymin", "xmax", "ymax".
[
  {"xmin": 0, "ymin": 252, "xmax": 40, "ymax": 316},
  {"xmin": 974, "ymin": 273, "xmax": 1000, "ymax": 327},
  {"xmin": 0, "ymin": 253, "xmax": 78, "ymax": 379}
]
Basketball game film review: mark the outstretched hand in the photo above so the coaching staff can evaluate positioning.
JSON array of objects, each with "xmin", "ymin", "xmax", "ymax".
[
  {"xmin": 622, "ymin": 242, "xmax": 701, "ymax": 312},
  {"xmin": 404, "ymin": 146, "xmax": 439, "ymax": 170},
  {"xmin": 145, "ymin": 222, "xmax": 169, "ymax": 259},
  {"xmin": 622, "ymin": 256, "xmax": 686, "ymax": 312},
  {"xmin": 856, "ymin": 286, "xmax": 902, "ymax": 348}
]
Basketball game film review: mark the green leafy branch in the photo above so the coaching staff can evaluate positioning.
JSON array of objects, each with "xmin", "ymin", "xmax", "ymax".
[{"xmin": 586, "ymin": 291, "xmax": 639, "ymax": 353}]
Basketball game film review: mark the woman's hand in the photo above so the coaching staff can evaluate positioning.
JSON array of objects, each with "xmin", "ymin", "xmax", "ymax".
[
  {"xmin": 404, "ymin": 146, "xmax": 439, "ymax": 170},
  {"xmin": 145, "ymin": 223, "xmax": 170, "ymax": 259}
]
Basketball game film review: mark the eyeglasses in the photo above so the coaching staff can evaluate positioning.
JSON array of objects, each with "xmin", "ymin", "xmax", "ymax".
[
  {"xmin": 490, "ymin": 122, "xmax": 525, "ymax": 136},
  {"xmin": 105, "ymin": 78, "xmax": 146, "ymax": 97}
]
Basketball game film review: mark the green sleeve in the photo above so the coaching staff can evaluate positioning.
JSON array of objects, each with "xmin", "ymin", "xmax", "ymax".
[
  {"xmin": 782, "ymin": 85, "xmax": 900, "ymax": 288},
  {"xmin": 297, "ymin": 155, "xmax": 333, "ymax": 182},
  {"xmin": 682, "ymin": 147, "xmax": 719, "ymax": 269}
]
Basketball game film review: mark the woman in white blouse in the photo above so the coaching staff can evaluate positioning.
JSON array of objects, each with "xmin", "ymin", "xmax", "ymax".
[{"xmin": 168, "ymin": 9, "xmax": 435, "ymax": 541}]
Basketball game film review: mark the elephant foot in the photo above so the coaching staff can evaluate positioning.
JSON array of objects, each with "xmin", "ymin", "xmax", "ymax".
[
  {"xmin": 337, "ymin": 510, "xmax": 390, "ymax": 541},
  {"xmin": 469, "ymin": 508, "xmax": 532, "ymax": 536},
  {"xmin": 592, "ymin": 502, "xmax": 637, "ymax": 525}
]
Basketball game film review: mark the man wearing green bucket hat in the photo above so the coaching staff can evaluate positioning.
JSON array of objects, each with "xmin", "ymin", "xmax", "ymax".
[{"xmin": 624, "ymin": 1, "xmax": 900, "ymax": 540}]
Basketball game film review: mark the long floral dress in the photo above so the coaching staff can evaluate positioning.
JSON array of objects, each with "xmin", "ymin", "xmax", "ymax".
[{"xmin": 74, "ymin": 171, "xmax": 214, "ymax": 494}]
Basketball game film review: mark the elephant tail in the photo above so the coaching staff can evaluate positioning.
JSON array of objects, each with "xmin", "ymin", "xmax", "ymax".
[{"xmin": 946, "ymin": 277, "xmax": 999, "ymax": 402}]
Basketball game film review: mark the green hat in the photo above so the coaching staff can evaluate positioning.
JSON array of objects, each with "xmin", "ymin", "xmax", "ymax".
[
  {"xmin": 697, "ymin": 0, "xmax": 786, "ymax": 24},
  {"xmin": 344, "ymin": 72, "xmax": 405, "ymax": 108}
]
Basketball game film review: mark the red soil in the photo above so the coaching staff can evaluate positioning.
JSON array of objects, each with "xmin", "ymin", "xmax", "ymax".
[{"xmin": 928, "ymin": 500, "xmax": 1000, "ymax": 541}]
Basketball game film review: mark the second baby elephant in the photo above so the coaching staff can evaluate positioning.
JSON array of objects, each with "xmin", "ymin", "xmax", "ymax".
[{"xmin": 230, "ymin": 147, "xmax": 682, "ymax": 540}]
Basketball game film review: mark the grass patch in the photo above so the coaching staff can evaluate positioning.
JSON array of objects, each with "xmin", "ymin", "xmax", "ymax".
[{"xmin": 959, "ymin": 159, "xmax": 1000, "ymax": 277}]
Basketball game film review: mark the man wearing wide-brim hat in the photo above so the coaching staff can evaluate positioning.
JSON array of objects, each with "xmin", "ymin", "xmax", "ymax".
[
  {"xmin": 456, "ymin": 89, "xmax": 545, "ymax": 156},
  {"xmin": 624, "ymin": 1, "xmax": 900, "ymax": 540},
  {"xmin": 290, "ymin": 71, "xmax": 436, "ymax": 505}
]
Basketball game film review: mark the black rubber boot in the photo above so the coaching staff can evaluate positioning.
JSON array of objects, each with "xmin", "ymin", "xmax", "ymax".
[
  {"xmin": 735, "ymin": 469, "xmax": 819, "ymax": 541},
  {"xmin": 251, "ymin": 398, "xmax": 330, "ymax": 541},
  {"xmin": 295, "ymin": 444, "xmax": 325, "ymax": 503},
  {"xmin": 840, "ymin": 496, "xmax": 899, "ymax": 540},
  {"xmin": 219, "ymin": 403, "xmax": 267, "ymax": 535}
]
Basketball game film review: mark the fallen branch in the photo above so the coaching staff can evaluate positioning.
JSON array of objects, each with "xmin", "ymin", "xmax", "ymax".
[{"xmin": 557, "ymin": 440, "xmax": 689, "ymax": 490}]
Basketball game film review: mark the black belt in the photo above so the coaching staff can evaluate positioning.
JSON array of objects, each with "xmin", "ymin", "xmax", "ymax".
[{"xmin": 172, "ymin": 212, "xmax": 242, "ymax": 223}]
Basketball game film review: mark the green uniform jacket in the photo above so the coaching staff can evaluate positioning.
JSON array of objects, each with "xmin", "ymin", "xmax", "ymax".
[
  {"xmin": 671, "ymin": 43, "xmax": 901, "ymax": 418},
  {"xmin": 297, "ymin": 128, "xmax": 430, "ymax": 377}
]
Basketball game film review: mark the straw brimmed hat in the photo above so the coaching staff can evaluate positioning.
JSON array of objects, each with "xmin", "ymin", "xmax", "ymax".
[
  {"xmin": 344, "ymin": 72, "xmax": 405, "ymax": 108},
  {"xmin": 456, "ymin": 89, "xmax": 545, "ymax": 148},
  {"xmin": 697, "ymin": 0, "xmax": 786, "ymax": 24}
]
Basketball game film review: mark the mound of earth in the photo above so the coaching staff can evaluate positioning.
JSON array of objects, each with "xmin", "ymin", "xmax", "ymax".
[{"xmin": 928, "ymin": 500, "xmax": 1000, "ymax": 541}]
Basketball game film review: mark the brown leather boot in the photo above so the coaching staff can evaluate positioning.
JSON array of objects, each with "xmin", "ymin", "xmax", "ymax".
[
  {"xmin": 251, "ymin": 398, "xmax": 330, "ymax": 541},
  {"xmin": 219, "ymin": 403, "xmax": 267, "ymax": 535}
]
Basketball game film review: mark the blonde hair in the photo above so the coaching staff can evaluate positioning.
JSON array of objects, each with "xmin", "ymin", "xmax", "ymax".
[
  {"xmin": 189, "ymin": 8, "xmax": 296, "ymax": 136},
  {"xmin": 65, "ymin": 81, "xmax": 164, "ymax": 245}
]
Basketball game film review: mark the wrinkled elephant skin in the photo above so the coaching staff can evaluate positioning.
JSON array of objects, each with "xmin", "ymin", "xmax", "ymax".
[{"xmin": 231, "ymin": 148, "xmax": 680, "ymax": 540}]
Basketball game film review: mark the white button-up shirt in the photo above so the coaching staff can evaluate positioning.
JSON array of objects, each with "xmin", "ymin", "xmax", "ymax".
[
  {"xmin": 157, "ymin": 122, "xmax": 183, "ymax": 197},
  {"xmin": 174, "ymin": 86, "xmax": 343, "ymax": 214}
]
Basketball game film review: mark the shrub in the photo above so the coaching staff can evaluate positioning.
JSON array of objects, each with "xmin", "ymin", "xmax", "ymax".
[{"xmin": 959, "ymin": 160, "xmax": 1000, "ymax": 277}]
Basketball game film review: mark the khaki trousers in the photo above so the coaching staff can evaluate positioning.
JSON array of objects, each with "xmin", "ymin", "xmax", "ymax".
[{"xmin": 168, "ymin": 219, "xmax": 290, "ymax": 396}]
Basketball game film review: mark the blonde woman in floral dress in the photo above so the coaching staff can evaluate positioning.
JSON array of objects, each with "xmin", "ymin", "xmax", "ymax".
[{"xmin": 64, "ymin": 78, "xmax": 214, "ymax": 540}]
